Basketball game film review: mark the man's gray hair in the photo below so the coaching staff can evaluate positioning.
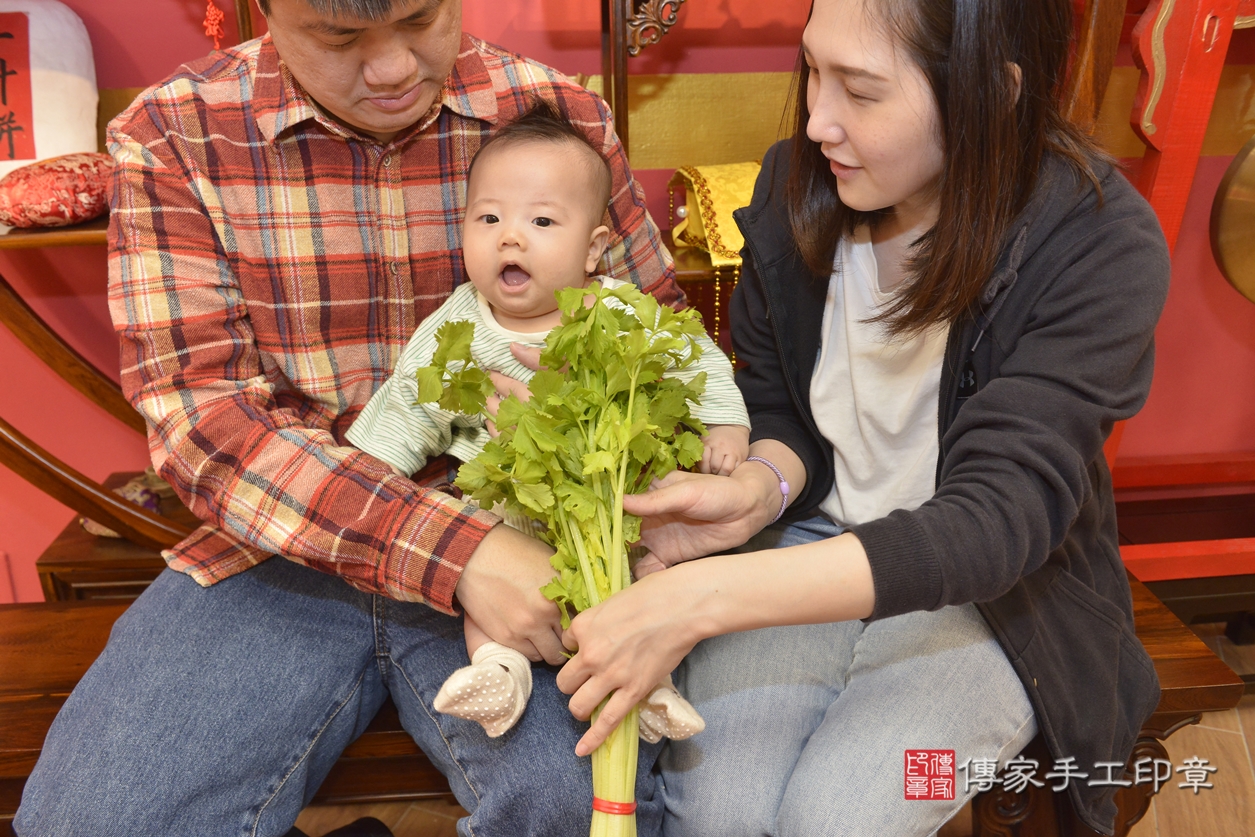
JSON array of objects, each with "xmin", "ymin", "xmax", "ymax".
[{"xmin": 258, "ymin": 0, "xmax": 412, "ymax": 20}]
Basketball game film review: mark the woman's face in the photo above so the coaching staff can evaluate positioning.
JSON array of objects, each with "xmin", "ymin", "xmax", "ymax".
[{"xmin": 803, "ymin": 0, "xmax": 945, "ymax": 231}]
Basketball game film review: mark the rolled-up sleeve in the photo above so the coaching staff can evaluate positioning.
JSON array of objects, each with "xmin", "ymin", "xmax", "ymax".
[{"xmin": 108, "ymin": 127, "xmax": 498, "ymax": 614}]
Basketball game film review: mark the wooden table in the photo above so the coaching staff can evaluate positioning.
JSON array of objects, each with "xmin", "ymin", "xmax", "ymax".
[{"xmin": 34, "ymin": 473, "xmax": 189, "ymax": 602}]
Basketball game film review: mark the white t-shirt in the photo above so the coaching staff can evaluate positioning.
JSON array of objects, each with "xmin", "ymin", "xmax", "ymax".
[{"xmin": 811, "ymin": 226, "xmax": 950, "ymax": 527}]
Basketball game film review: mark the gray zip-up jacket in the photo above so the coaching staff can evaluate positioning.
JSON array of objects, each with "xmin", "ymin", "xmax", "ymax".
[{"xmin": 730, "ymin": 140, "xmax": 1169, "ymax": 833}]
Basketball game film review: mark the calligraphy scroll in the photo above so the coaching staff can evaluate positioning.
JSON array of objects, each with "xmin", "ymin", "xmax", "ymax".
[{"xmin": 0, "ymin": 12, "xmax": 35, "ymax": 162}]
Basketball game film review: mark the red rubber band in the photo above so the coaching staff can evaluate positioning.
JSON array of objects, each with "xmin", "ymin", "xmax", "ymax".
[{"xmin": 592, "ymin": 797, "xmax": 638, "ymax": 815}]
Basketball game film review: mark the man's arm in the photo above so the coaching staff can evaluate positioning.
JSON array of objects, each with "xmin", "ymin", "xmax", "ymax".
[{"xmin": 107, "ymin": 127, "xmax": 496, "ymax": 614}]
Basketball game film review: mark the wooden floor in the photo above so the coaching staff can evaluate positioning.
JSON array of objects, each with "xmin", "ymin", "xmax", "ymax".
[
  {"xmin": 297, "ymin": 621, "xmax": 1255, "ymax": 837},
  {"xmin": 1122, "ymin": 623, "xmax": 1255, "ymax": 837},
  {"xmin": 294, "ymin": 797, "xmax": 465, "ymax": 837}
]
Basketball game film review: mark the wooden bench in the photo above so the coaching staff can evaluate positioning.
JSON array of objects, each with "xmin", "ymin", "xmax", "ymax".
[
  {"xmin": 0, "ymin": 600, "xmax": 453, "ymax": 830},
  {"xmin": 970, "ymin": 575, "xmax": 1244, "ymax": 836},
  {"xmin": 1, "ymin": 575, "xmax": 1241, "ymax": 835}
]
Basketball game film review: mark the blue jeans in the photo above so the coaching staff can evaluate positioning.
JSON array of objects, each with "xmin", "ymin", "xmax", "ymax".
[
  {"xmin": 16, "ymin": 558, "xmax": 663, "ymax": 837},
  {"xmin": 659, "ymin": 515, "xmax": 1037, "ymax": 837}
]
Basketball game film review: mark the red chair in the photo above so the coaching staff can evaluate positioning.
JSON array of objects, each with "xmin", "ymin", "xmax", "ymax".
[{"xmin": 1105, "ymin": 1, "xmax": 1255, "ymax": 632}]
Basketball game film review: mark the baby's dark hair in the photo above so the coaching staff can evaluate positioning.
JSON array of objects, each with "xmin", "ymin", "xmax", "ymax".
[{"xmin": 468, "ymin": 99, "xmax": 613, "ymax": 216}]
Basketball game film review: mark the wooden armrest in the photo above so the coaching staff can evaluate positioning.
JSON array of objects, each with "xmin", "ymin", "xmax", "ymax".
[
  {"xmin": 1063, "ymin": 0, "xmax": 1129, "ymax": 133},
  {"xmin": 0, "ymin": 217, "xmax": 108, "ymax": 250},
  {"xmin": 0, "ymin": 268, "xmax": 143, "ymax": 433},
  {"xmin": 0, "ymin": 416, "xmax": 192, "ymax": 551}
]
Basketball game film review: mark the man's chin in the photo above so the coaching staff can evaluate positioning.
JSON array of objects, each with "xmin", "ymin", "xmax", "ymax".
[{"xmin": 325, "ymin": 99, "xmax": 437, "ymax": 143}]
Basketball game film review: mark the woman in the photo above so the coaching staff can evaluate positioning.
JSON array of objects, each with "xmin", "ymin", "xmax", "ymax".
[{"xmin": 556, "ymin": 0, "xmax": 1169, "ymax": 834}]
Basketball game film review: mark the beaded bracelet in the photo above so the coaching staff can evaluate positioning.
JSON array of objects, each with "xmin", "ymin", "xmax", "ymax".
[{"xmin": 746, "ymin": 455, "xmax": 790, "ymax": 525}]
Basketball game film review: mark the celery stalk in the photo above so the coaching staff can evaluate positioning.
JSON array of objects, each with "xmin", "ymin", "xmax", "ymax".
[
  {"xmin": 417, "ymin": 282, "xmax": 711, "ymax": 836},
  {"xmin": 590, "ymin": 703, "xmax": 640, "ymax": 837}
]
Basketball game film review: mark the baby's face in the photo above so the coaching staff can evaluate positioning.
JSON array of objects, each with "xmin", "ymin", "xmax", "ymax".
[{"xmin": 463, "ymin": 140, "xmax": 610, "ymax": 331}]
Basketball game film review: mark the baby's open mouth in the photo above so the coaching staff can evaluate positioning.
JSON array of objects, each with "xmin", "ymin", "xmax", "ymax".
[{"xmin": 501, "ymin": 264, "xmax": 531, "ymax": 287}]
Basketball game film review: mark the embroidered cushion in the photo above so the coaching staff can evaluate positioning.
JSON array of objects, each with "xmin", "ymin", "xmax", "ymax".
[{"xmin": 0, "ymin": 152, "xmax": 112, "ymax": 227}]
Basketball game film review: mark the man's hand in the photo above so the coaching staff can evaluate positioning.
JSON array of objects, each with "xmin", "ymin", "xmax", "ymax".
[
  {"xmin": 456, "ymin": 523, "xmax": 566, "ymax": 664},
  {"xmin": 483, "ymin": 343, "xmax": 542, "ymax": 437}
]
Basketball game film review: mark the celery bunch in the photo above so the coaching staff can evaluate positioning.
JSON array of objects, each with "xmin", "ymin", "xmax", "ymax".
[{"xmin": 417, "ymin": 281, "xmax": 709, "ymax": 836}]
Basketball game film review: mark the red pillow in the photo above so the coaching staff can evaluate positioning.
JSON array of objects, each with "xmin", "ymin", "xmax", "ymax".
[{"xmin": 0, "ymin": 153, "xmax": 114, "ymax": 229}]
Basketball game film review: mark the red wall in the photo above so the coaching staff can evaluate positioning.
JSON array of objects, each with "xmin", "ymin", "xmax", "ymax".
[
  {"xmin": 81, "ymin": 1, "xmax": 808, "ymax": 89},
  {"xmin": 1, "ymin": 1, "xmax": 1252, "ymax": 602},
  {"xmin": 1121, "ymin": 155, "xmax": 1255, "ymax": 458}
]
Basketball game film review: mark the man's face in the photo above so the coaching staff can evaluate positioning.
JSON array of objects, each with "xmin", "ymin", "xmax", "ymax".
[{"xmin": 262, "ymin": 0, "xmax": 462, "ymax": 143}]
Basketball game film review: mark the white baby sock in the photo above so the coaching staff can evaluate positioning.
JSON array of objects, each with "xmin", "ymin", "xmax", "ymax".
[
  {"xmin": 637, "ymin": 674, "xmax": 706, "ymax": 743},
  {"xmin": 434, "ymin": 645, "xmax": 704, "ymax": 743},
  {"xmin": 433, "ymin": 641, "xmax": 533, "ymax": 738}
]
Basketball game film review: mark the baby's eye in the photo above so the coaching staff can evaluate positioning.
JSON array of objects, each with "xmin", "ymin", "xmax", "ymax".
[
  {"xmin": 483, "ymin": 214, "xmax": 499, "ymax": 224},
  {"xmin": 532, "ymin": 217, "xmax": 552, "ymax": 228}
]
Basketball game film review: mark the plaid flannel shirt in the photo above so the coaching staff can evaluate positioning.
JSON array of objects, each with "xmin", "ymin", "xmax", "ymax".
[{"xmin": 107, "ymin": 33, "xmax": 682, "ymax": 613}]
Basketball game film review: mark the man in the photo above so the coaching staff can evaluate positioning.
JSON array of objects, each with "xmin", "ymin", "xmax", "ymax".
[{"xmin": 15, "ymin": 1, "xmax": 681, "ymax": 835}]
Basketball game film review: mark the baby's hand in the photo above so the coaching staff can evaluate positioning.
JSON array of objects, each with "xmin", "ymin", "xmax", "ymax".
[{"xmin": 698, "ymin": 425, "xmax": 751, "ymax": 476}]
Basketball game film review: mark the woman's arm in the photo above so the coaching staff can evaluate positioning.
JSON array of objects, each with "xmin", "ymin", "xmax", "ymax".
[{"xmin": 557, "ymin": 528, "xmax": 873, "ymax": 755}]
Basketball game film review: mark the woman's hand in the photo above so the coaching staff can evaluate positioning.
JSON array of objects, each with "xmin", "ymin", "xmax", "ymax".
[
  {"xmin": 624, "ymin": 441, "xmax": 806, "ymax": 576},
  {"xmin": 558, "ymin": 531, "xmax": 876, "ymax": 756},
  {"xmin": 623, "ymin": 469, "xmax": 772, "ymax": 577},
  {"xmin": 625, "ymin": 442, "xmax": 806, "ymax": 576},
  {"xmin": 557, "ymin": 565, "xmax": 706, "ymax": 756}
]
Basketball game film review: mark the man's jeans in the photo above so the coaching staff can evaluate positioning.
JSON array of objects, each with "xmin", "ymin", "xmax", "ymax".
[
  {"xmin": 659, "ymin": 515, "xmax": 1038, "ymax": 837},
  {"xmin": 16, "ymin": 557, "xmax": 663, "ymax": 837}
]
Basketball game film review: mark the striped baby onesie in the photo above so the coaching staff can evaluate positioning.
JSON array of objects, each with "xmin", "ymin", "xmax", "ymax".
[{"xmin": 347, "ymin": 278, "xmax": 748, "ymax": 482}]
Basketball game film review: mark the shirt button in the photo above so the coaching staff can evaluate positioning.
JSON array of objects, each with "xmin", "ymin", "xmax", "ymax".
[
  {"xmin": 383, "ymin": 155, "xmax": 392, "ymax": 167},
  {"xmin": 389, "ymin": 262, "xmax": 400, "ymax": 275}
]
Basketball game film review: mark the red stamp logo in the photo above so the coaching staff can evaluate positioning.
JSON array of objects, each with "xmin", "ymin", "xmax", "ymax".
[{"xmin": 905, "ymin": 750, "xmax": 956, "ymax": 800}]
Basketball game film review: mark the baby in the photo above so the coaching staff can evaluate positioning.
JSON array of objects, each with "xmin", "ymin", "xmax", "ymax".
[{"xmin": 347, "ymin": 101, "xmax": 750, "ymax": 740}]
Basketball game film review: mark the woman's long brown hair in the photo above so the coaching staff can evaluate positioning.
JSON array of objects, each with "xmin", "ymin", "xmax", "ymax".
[{"xmin": 787, "ymin": 0, "xmax": 1104, "ymax": 336}]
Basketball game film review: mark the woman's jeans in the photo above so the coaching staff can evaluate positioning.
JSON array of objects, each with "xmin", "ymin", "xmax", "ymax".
[
  {"xmin": 659, "ymin": 515, "xmax": 1037, "ymax": 837},
  {"xmin": 15, "ymin": 557, "xmax": 663, "ymax": 837}
]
